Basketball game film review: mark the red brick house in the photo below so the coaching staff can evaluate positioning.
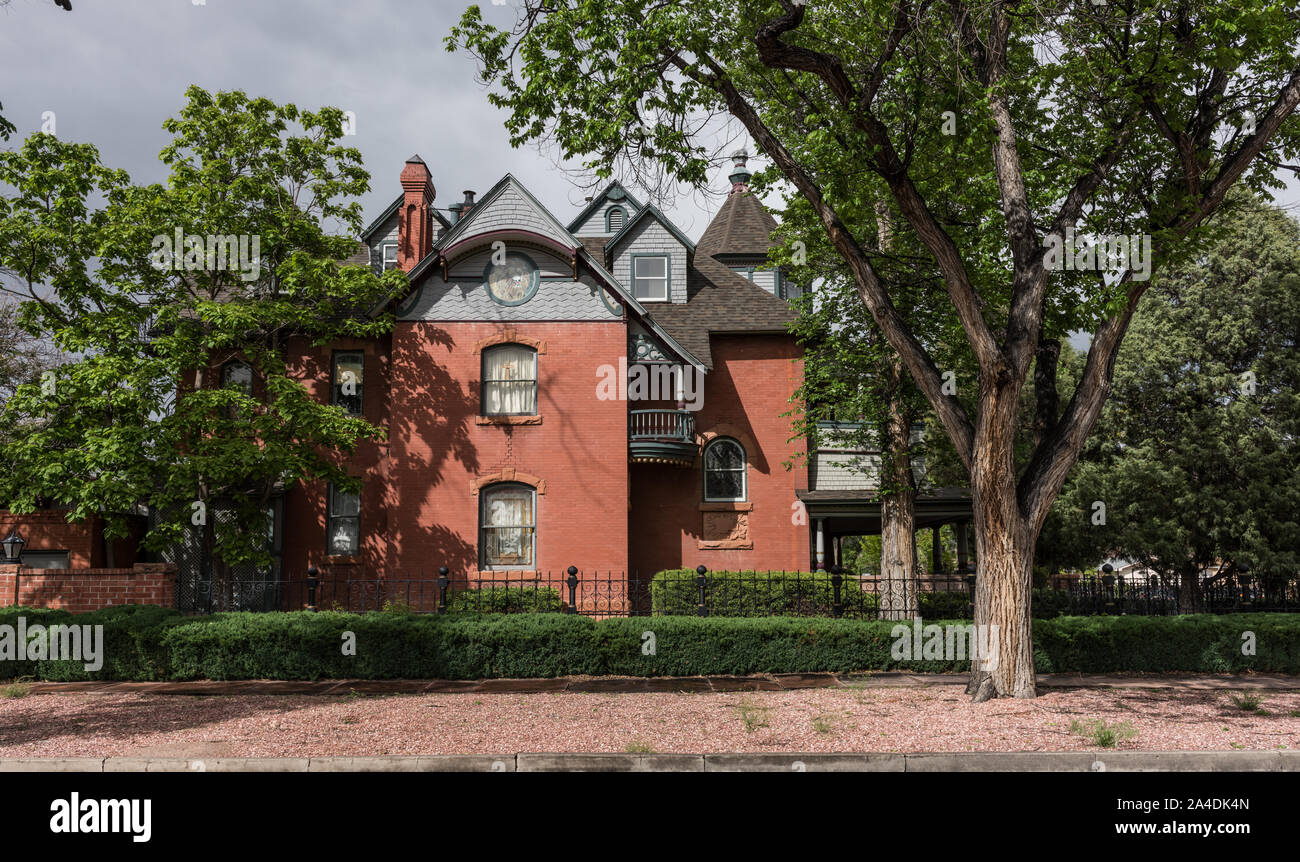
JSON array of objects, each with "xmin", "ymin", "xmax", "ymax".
[
  {"xmin": 2, "ymin": 149, "xmax": 973, "ymax": 612},
  {"xmin": 270, "ymin": 150, "xmax": 811, "ymax": 602}
]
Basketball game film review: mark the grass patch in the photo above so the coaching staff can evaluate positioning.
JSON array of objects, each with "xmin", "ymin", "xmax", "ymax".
[
  {"xmin": 1070, "ymin": 718, "xmax": 1138, "ymax": 748},
  {"xmin": 736, "ymin": 698, "xmax": 770, "ymax": 733}
]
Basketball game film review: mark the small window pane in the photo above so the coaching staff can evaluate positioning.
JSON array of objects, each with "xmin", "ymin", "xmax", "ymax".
[
  {"xmin": 332, "ymin": 352, "xmax": 364, "ymax": 416},
  {"xmin": 22, "ymin": 551, "xmax": 69, "ymax": 570},
  {"xmin": 635, "ymin": 256, "xmax": 667, "ymax": 278},
  {"xmin": 382, "ymin": 245, "xmax": 399, "ymax": 271}
]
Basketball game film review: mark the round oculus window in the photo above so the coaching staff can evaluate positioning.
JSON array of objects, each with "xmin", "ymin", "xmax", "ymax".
[{"xmin": 484, "ymin": 253, "xmax": 539, "ymax": 305}]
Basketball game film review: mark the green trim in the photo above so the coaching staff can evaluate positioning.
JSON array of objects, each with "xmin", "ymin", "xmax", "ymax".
[
  {"xmin": 630, "ymin": 252, "xmax": 671, "ymax": 302},
  {"xmin": 605, "ymin": 204, "xmax": 697, "ymax": 256},
  {"xmin": 605, "ymin": 205, "xmax": 629, "ymax": 233},
  {"xmin": 482, "ymin": 250, "xmax": 541, "ymax": 306},
  {"xmin": 599, "ymin": 286, "xmax": 624, "ymax": 318},
  {"xmin": 565, "ymin": 181, "xmax": 644, "ymax": 233}
]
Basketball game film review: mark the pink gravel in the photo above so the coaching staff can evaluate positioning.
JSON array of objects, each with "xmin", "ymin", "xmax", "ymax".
[{"xmin": 1, "ymin": 688, "xmax": 1297, "ymax": 757}]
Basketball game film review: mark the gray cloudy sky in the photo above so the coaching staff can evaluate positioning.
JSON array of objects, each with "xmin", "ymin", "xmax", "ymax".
[
  {"xmin": 0, "ymin": 0, "xmax": 740, "ymax": 239},
  {"xmin": 3, "ymin": 0, "xmax": 1298, "ymax": 253}
]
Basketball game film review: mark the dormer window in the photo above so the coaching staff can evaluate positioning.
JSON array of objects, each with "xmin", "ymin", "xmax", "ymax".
[
  {"xmin": 381, "ymin": 243, "xmax": 398, "ymax": 271},
  {"xmin": 606, "ymin": 206, "xmax": 627, "ymax": 233},
  {"xmin": 632, "ymin": 254, "xmax": 669, "ymax": 302}
]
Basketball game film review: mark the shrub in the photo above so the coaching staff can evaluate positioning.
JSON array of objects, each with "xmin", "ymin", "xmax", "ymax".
[
  {"xmin": 649, "ymin": 569, "xmax": 882, "ymax": 618},
  {"xmin": 1, "ymin": 606, "xmax": 1297, "ymax": 681},
  {"xmin": 447, "ymin": 585, "xmax": 563, "ymax": 615}
]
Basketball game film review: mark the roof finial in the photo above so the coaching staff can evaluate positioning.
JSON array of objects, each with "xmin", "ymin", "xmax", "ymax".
[{"xmin": 728, "ymin": 149, "xmax": 751, "ymax": 194}]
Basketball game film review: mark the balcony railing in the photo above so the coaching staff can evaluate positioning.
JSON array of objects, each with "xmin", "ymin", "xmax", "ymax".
[
  {"xmin": 629, "ymin": 409, "xmax": 697, "ymax": 465},
  {"xmin": 630, "ymin": 409, "xmax": 695, "ymax": 441}
]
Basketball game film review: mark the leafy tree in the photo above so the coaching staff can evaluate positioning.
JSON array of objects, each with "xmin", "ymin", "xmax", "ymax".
[
  {"xmin": 449, "ymin": 0, "xmax": 1300, "ymax": 698},
  {"xmin": 0, "ymin": 87, "xmax": 406, "ymax": 591},
  {"xmin": 1048, "ymin": 194, "xmax": 1300, "ymax": 610}
]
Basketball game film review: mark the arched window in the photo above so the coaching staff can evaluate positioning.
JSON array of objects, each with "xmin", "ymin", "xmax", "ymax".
[
  {"xmin": 482, "ymin": 344, "xmax": 538, "ymax": 416},
  {"xmin": 606, "ymin": 206, "xmax": 627, "ymax": 233},
  {"xmin": 221, "ymin": 360, "xmax": 253, "ymax": 395},
  {"xmin": 704, "ymin": 438, "xmax": 747, "ymax": 502},
  {"xmin": 480, "ymin": 483, "xmax": 536, "ymax": 570}
]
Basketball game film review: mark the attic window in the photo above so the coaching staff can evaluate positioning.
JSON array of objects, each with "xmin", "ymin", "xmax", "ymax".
[
  {"xmin": 382, "ymin": 244, "xmax": 398, "ymax": 271},
  {"xmin": 632, "ymin": 254, "xmax": 669, "ymax": 301},
  {"xmin": 606, "ymin": 206, "xmax": 626, "ymax": 233}
]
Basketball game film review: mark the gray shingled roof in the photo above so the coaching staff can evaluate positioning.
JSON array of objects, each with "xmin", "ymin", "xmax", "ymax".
[
  {"xmin": 645, "ymin": 189, "xmax": 794, "ymax": 369},
  {"xmin": 696, "ymin": 189, "xmax": 780, "ymax": 259}
]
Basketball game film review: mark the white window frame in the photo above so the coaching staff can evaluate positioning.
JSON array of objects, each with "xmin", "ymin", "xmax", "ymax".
[
  {"xmin": 632, "ymin": 254, "xmax": 669, "ymax": 302},
  {"xmin": 381, "ymin": 243, "xmax": 399, "ymax": 271}
]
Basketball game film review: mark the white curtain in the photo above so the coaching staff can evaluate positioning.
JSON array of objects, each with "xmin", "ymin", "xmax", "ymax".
[
  {"xmin": 484, "ymin": 345, "xmax": 537, "ymax": 415},
  {"xmin": 484, "ymin": 487, "xmax": 534, "ymax": 567}
]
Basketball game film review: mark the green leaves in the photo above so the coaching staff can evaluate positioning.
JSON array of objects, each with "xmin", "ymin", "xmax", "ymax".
[{"xmin": 0, "ymin": 87, "xmax": 405, "ymax": 569}]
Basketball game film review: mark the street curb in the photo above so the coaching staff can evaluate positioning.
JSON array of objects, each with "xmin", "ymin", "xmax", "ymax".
[{"xmin": 2, "ymin": 751, "xmax": 1296, "ymax": 772}]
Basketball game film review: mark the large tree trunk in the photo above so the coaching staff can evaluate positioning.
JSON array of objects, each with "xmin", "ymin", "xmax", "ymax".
[
  {"xmin": 878, "ymin": 360, "xmax": 920, "ymax": 620},
  {"xmin": 966, "ymin": 380, "xmax": 1038, "ymax": 701},
  {"xmin": 1177, "ymin": 565, "xmax": 1202, "ymax": 615}
]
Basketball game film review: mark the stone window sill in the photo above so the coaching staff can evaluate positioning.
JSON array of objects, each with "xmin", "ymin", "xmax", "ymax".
[{"xmin": 476, "ymin": 415, "xmax": 543, "ymax": 426}]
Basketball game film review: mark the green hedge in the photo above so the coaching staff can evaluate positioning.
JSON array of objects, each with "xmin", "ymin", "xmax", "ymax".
[
  {"xmin": 446, "ymin": 586, "xmax": 563, "ymax": 615},
  {"xmin": 1, "ymin": 605, "xmax": 1297, "ymax": 680},
  {"xmin": 649, "ymin": 569, "xmax": 1068, "ymax": 619}
]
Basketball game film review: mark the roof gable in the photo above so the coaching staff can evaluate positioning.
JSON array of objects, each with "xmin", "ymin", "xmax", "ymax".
[
  {"xmin": 566, "ymin": 180, "xmax": 644, "ymax": 233},
  {"xmin": 605, "ymin": 203, "xmax": 696, "ymax": 257},
  {"xmin": 435, "ymin": 174, "xmax": 580, "ymax": 261}
]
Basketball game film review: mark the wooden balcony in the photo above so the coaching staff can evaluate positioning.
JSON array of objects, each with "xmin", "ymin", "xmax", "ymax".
[{"xmin": 628, "ymin": 409, "xmax": 698, "ymax": 466}]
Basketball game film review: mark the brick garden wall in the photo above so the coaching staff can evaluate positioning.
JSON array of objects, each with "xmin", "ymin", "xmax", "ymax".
[{"xmin": 0, "ymin": 563, "xmax": 176, "ymax": 613}]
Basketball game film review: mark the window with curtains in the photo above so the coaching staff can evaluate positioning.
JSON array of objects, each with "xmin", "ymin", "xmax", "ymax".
[
  {"xmin": 331, "ymin": 351, "xmax": 364, "ymax": 416},
  {"xmin": 481, "ymin": 344, "xmax": 538, "ymax": 416},
  {"xmin": 327, "ymin": 483, "xmax": 361, "ymax": 556},
  {"xmin": 480, "ymin": 483, "xmax": 536, "ymax": 569},
  {"xmin": 704, "ymin": 438, "xmax": 747, "ymax": 502}
]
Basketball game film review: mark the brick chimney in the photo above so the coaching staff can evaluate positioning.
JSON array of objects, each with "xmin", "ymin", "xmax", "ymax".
[{"xmin": 398, "ymin": 155, "xmax": 435, "ymax": 271}]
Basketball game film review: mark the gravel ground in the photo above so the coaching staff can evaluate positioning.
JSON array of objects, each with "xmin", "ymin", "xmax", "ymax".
[{"xmin": 1, "ymin": 688, "xmax": 1297, "ymax": 757}]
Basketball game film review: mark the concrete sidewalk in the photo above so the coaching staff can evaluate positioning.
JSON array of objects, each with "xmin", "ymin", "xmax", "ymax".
[
  {"xmin": 2, "ymin": 750, "xmax": 1297, "ymax": 772},
  {"xmin": 20, "ymin": 671, "xmax": 1300, "ymax": 696}
]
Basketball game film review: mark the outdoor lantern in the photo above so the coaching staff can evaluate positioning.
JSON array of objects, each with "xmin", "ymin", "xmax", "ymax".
[
  {"xmin": 0, "ymin": 530, "xmax": 25, "ymax": 564},
  {"xmin": 1100, "ymin": 563, "xmax": 1115, "ymax": 587}
]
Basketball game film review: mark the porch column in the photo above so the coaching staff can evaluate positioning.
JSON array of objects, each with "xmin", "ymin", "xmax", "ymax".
[
  {"xmin": 956, "ymin": 521, "xmax": 970, "ymax": 574},
  {"xmin": 932, "ymin": 525, "xmax": 943, "ymax": 575},
  {"xmin": 815, "ymin": 518, "xmax": 826, "ymax": 570}
]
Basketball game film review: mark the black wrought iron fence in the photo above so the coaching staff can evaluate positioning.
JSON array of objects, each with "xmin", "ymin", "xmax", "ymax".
[
  {"xmin": 173, "ymin": 566, "xmax": 1300, "ymax": 618},
  {"xmin": 175, "ymin": 567, "xmax": 975, "ymax": 618},
  {"xmin": 1062, "ymin": 576, "xmax": 1300, "ymax": 615}
]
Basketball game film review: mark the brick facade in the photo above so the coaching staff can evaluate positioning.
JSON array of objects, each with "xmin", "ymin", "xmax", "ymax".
[
  {"xmin": 0, "ymin": 155, "xmax": 813, "ymax": 612},
  {"xmin": 0, "ymin": 563, "xmax": 175, "ymax": 613}
]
